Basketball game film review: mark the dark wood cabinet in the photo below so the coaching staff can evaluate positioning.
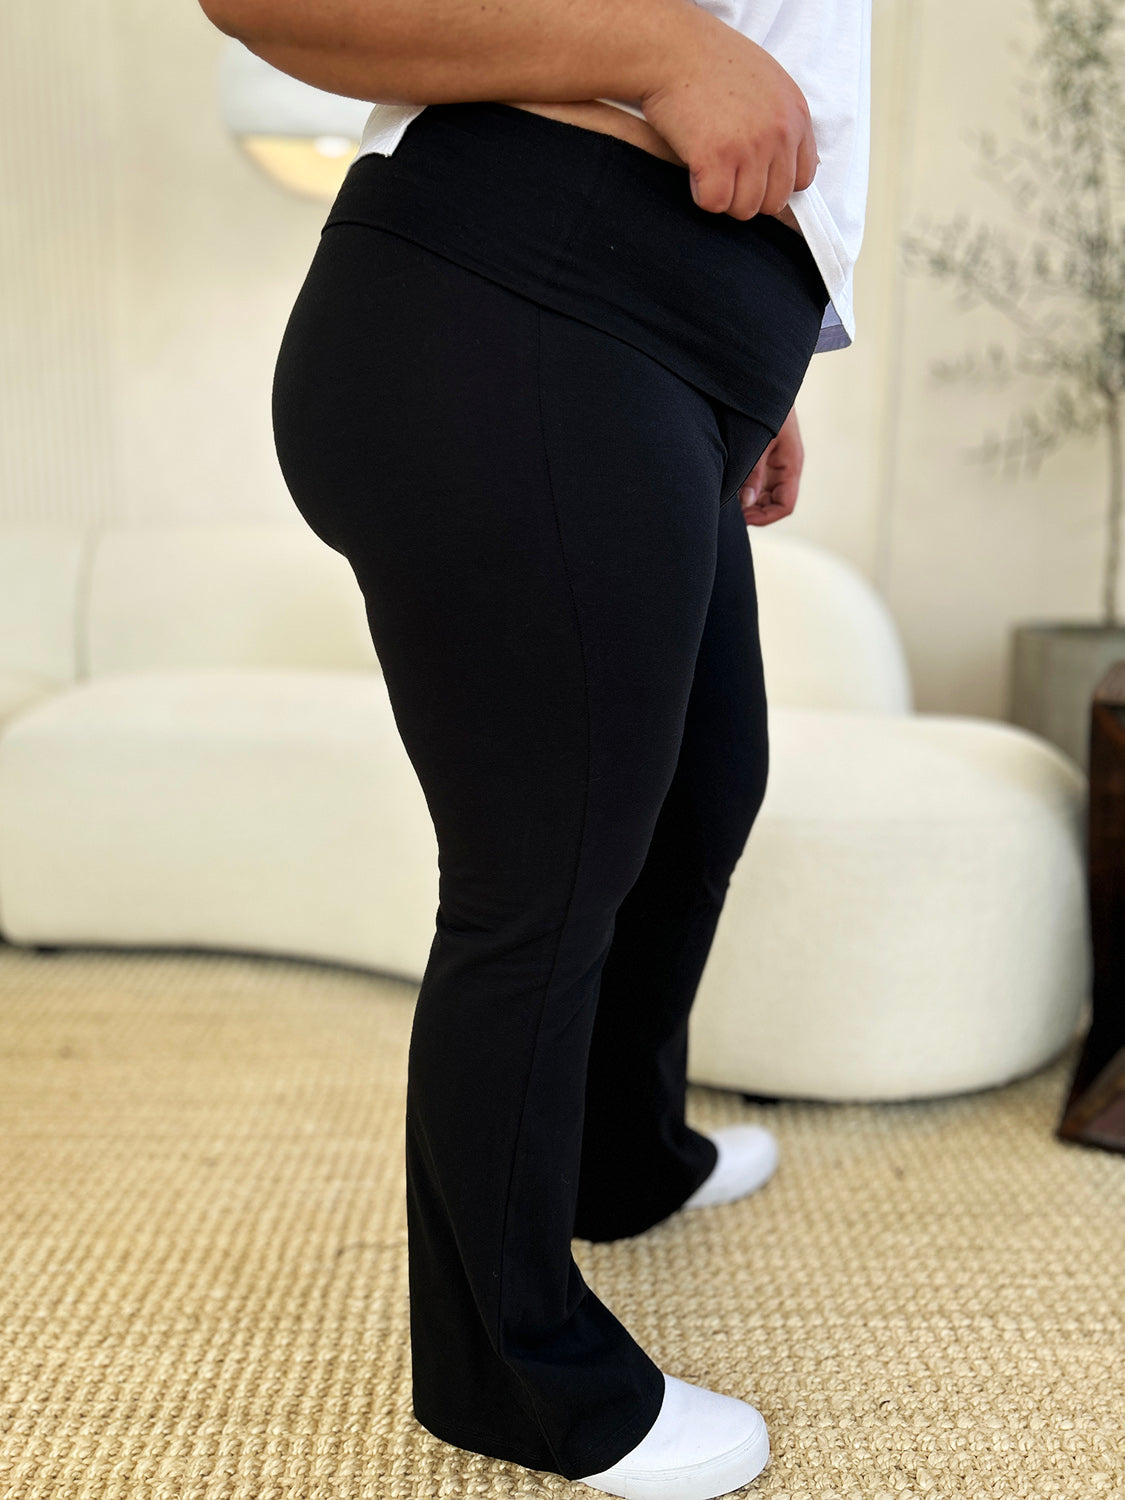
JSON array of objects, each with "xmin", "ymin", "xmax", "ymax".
[{"xmin": 1057, "ymin": 660, "xmax": 1125, "ymax": 1153}]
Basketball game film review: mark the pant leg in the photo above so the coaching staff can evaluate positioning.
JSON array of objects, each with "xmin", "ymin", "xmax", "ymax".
[
  {"xmin": 573, "ymin": 482, "xmax": 774, "ymax": 1244},
  {"xmin": 271, "ymin": 223, "xmax": 740, "ymax": 1481}
]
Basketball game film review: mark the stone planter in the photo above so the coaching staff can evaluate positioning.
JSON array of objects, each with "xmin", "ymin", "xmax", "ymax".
[{"xmin": 1009, "ymin": 623, "xmax": 1125, "ymax": 772}]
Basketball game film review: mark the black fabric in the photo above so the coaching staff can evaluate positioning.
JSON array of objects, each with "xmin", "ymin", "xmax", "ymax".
[
  {"xmin": 323, "ymin": 101, "xmax": 831, "ymax": 437},
  {"xmin": 271, "ymin": 104, "xmax": 826, "ymax": 1483}
]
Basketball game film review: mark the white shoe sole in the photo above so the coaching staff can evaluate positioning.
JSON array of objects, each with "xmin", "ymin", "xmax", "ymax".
[
  {"xmin": 576, "ymin": 1406, "xmax": 770, "ymax": 1500},
  {"xmin": 576, "ymin": 1410, "xmax": 774, "ymax": 1494}
]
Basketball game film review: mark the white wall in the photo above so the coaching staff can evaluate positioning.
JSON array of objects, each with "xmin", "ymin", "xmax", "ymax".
[
  {"xmin": 1, "ymin": 0, "xmax": 1115, "ymax": 717},
  {"xmin": 798, "ymin": 0, "xmax": 1114, "ymax": 718},
  {"xmin": 1, "ymin": 0, "xmax": 323, "ymax": 530}
]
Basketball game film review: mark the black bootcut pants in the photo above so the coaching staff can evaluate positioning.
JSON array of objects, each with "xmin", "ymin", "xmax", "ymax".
[{"xmin": 271, "ymin": 101, "xmax": 830, "ymax": 1483}]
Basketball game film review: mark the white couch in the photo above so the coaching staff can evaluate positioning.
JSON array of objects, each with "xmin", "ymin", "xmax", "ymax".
[{"xmin": 0, "ymin": 521, "xmax": 1090, "ymax": 1101}]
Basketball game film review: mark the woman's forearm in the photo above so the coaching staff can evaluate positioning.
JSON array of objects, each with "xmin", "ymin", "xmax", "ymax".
[{"xmin": 199, "ymin": 0, "xmax": 710, "ymax": 110}]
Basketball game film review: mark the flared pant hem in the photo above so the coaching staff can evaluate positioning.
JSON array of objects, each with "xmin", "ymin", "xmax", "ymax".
[
  {"xmin": 413, "ymin": 1358, "xmax": 666, "ymax": 1483},
  {"xmin": 573, "ymin": 1127, "xmax": 720, "ymax": 1245}
]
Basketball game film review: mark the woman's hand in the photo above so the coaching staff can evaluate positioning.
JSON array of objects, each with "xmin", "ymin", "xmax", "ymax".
[
  {"xmin": 639, "ymin": 12, "xmax": 818, "ymax": 221},
  {"xmin": 739, "ymin": 405, "xmax": 804, "ymax": 526}
]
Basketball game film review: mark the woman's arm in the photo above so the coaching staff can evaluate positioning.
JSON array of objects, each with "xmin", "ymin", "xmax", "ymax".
[
  {"xmin": 197, "ymin": 0, "xmax": 705, "ymax": 110},
  {"xmin": 196, "ymin": 0, "xmax": 818, "ymax": 221}
]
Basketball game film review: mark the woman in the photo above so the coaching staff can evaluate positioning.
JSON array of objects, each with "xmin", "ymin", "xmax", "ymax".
[{"xmin": 198, "ymin": 1, "xmax": 871, "ymax": 1494}]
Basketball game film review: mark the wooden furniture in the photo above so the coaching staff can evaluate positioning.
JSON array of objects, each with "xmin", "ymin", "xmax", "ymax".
[{"xmin": 1057, "ymin": 661, "xmax": 1125, "ymax": 1153}]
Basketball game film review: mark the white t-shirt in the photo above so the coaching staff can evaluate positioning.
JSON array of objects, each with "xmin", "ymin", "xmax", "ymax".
[{"xmin": 352, "ymin": 0, "xmax": 871, "ymax": 355}]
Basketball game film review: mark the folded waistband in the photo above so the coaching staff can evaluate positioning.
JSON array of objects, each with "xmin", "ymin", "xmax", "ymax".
[{"xmin": 325, "ymin": 101, "xmax": 831, "ymax": 429}]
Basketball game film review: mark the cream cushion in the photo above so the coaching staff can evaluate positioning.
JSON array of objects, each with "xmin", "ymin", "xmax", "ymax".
[
  {"xmin": 0, "ymin": 669, "xmax": 436, "ymax": 979},
  {"xmin": 753, "ymin": 533, "xmax": 913, "ymax": 713},
  {"xmin": 688, "ymin": 708, "xmax": 1088, "ymax": 1100},
  {"xmin": 86, "ymin": 523, "xmax": 379, "ymax": 675},
  {"xmin": 0, "ymin": 672, "xmax": 63, "ymax": 728},
  {"xmin": 0, "ymin": 526, "xmax": 86, "ymax": 725}
]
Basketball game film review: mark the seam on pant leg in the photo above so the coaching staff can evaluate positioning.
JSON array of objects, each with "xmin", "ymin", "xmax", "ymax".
[{"xmin": 489, "ymin": 301, "xmax": 598, "ymax": 1472}]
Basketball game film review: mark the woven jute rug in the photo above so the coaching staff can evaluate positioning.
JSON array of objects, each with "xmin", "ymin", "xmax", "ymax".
[{"xmin": 0, "ymin": 941, "xmax": 1121, "ymax": 1500}]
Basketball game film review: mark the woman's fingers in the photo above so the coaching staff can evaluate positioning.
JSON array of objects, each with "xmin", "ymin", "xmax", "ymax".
[
  {"xmin": 739, "ymin": 407, "xmax": 804, "ymax": 525},
  {"xmin": 641, "ymin": 13, "xmax": 819, "ymax": 223}
]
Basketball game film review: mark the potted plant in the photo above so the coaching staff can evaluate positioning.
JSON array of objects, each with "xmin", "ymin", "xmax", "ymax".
[{"xmin": 900, "ymin": 0, "xmax": 1124, "ymax": 771}]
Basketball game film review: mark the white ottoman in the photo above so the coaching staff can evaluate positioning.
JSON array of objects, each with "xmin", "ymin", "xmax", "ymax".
[
  {"xmin": 688, "ymin": 706, "xmax": 1090, "ymax": 1101},
  {"xmin": 0, "ymin": 668, "xmax": 439, "ymax": 979}
]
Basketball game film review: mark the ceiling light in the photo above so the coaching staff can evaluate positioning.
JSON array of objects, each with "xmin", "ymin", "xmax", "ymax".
[{"xmin": 217, "ymin": 38, "xmax": 373, "ymax": 200}]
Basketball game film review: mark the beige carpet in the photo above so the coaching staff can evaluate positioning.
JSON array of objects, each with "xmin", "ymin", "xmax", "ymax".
[{"xmin": 0, "ymin": 940, "xmax": 1121, "ymax": 1500}]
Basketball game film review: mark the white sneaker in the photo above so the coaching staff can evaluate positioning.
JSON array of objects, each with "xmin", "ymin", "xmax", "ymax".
[
  {"xmin": 682, "ymin": 1126, "xmax": 779, "ymax": 1211},
  {"xmin": 576, "ymin": 1373, "xmax": 770, "ymax": 1500}
]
